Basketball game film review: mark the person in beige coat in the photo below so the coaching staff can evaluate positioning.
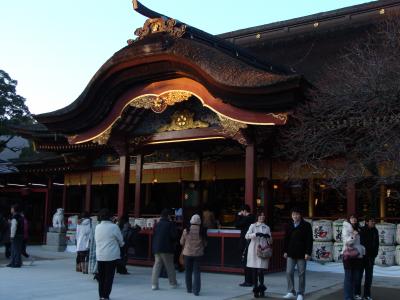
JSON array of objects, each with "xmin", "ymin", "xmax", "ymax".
[
  {"xmin": 180, "ymin": 214, "xmax": 207, "ymax": 296},
  {"xmin": 245, "ymin": 212, "xmax": 272, "ymax": 298}
]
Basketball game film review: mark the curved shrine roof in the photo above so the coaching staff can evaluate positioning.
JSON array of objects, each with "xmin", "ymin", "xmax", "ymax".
[{"xmin": 35, "ymin": 4, "xmax": 305, "ymax": 135}]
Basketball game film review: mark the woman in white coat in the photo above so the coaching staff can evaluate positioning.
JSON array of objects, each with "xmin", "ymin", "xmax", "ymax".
[
  {"xmin": 245, "ymin": 211, "xmax": 272, "ymax": 298},
  {"xmin": 342, "ymin": 215, "xmax": 365, "ymax": 300}
]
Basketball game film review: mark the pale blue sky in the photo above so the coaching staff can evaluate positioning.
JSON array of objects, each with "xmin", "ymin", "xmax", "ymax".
[{"xmin": 0, "ymin": 0, "xmax": 373, "ymax": 115}]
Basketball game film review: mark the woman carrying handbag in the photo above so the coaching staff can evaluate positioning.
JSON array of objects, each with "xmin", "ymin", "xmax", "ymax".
[
  {"xmin": 245, "ymin": 211, "xmax": 272, "ymax": 298},
  {"xmin": 342, "ymin": 215, "xmax": 365, "ymax": 300},
  {"xmin": 180, "ymin": 214, "xmax": 207, "ymax": 296}
]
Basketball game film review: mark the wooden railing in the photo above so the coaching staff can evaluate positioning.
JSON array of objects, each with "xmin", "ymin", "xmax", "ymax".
[{"xmin": 127, "ymin": 230, "xmax": 286, "ymax": 274}]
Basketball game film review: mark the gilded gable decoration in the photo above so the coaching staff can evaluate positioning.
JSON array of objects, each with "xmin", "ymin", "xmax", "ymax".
[
  {"xmin": 92, "ymin": 127, "xmax": 112, "ymax": 145},
  {"xmin": 130, "ymin": 18, "xmax": 186, "ymax": 43},
  {"xmin": 218, "ymin": 115, "xmax": 247, "ymax": 137},
  {"xmin": 129, "ymin": 91, "xmax": 192, "ymax": 113},
  {"xmin": 130, "ymin": 135, "xmax": 150, "ymax": 147},
  {"xmin": 158, "ymin": 110, "xmax": 209, "ymax": 132}
]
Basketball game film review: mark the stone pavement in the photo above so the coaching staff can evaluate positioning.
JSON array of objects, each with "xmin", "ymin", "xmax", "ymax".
[{"xmin": 0, "ymin": 246, "xmax": 399, "ymax": 299}]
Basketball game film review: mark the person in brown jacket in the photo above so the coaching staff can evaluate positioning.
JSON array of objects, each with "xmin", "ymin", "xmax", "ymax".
[{"xmin": 180, "ymin": 214, "xmax": 207, "ymax": 296}]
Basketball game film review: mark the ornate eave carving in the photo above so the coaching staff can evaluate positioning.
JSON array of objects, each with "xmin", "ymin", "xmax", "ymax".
[
  {"xmin": 158, "ymin": 110, "xmax": 209, "ymax": 132},
  {"xmin": 129, "ymin": 91, "xmax": 192, "ymax": 113},
  {"xmin": 218, "ymin": 115, "xmax": 247, "ymax": 137},
  {"xmin": 268, "ymin": 113, "xmax": 288, "ymax": 123},
  {"xmin": 129, "ymin": 18, "xmax": 186, "ymax": 43},
  {"xmin": 92, "ymin": 127, "xmax": 112, "ymax": 145}
]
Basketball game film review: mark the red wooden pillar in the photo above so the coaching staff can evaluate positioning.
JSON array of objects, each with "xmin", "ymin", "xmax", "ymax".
[
  {"xmin": 85, "ymin": 171, "xmax": 92, "ymax": 213},
  {"xmin": 134, "ymin": 154, "xmax": 143, "ymax": 217},
  {"xmin": 245, "ymin": 143, "xmax": 256, "ymax": 213},
  {"xmin": 346, "ymin": 180, "xmax": 356, "ymax": 215}
]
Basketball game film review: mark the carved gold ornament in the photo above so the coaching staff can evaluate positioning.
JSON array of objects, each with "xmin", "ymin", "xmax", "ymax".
[
  {"xmin": 129, "ymin": 91, "xmax": 192, "ymax": 113},
  {"xmin": 218, "ymin": 115, "xmax": 247, "ymax": 137},
  {"xmin": 129, "ymin": 135, "xmax": 150, "ymax": 146},
  {"xmin": 268, "ymin": 113, "xmax": 288, "ymax": 123},
  {"xmin": 158, "ymin": 110, "xmax": 209, "ymax": 132},
  {"xmin": 133, "ymin": 18, "xmax": 186, "ymax": 41},
  {"xmin": 92, "ymin": 127, "xmax": 112, "ymax": 145}
]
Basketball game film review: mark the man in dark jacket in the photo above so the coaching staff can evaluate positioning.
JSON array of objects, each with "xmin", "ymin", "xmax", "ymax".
[
  {"xmin": 283, "ymin": 208, "xmax": 313, "ymax": 300},
  {"xmin": 151, "ymin": 208, "xmax": 178, "ymax": 290},
  {"xmin": 357, "ymin": 216, "xmax": 379, "ymax": 300},
  {"xmin": 235, "ymin": 204, "xmax": 255, "ymax": 287},
  {"xmin": 7, "ymin": 204, "xmax": 24, "ymax": 268}
]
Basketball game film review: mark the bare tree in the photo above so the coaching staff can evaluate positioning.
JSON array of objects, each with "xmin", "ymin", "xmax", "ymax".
[{"xmin": 279, "ymin": 15, "xmax": 400, "ymax": 189}]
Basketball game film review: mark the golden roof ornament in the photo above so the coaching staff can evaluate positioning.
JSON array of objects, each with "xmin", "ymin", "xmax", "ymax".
[
  {"xmin": 132, "ymin": 18, "xmax": 186, "ymax": 42},
  {"xmin": 128, "ymin": 1, "xmax": 186, "ymax": 44}
]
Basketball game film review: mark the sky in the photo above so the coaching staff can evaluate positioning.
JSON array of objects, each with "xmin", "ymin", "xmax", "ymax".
[{"xmin": 1, "ymin": 0, "xmax": 374, "ymax": 115}]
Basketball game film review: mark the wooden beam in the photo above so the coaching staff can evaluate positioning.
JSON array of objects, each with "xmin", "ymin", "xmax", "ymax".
[
  {"xmin": 245, "ymin": 143, "xmax": 256, "ymax": 213},
  {"xmin": 134, "ymin": 154, "xmax": 143, "ymax": 217}
]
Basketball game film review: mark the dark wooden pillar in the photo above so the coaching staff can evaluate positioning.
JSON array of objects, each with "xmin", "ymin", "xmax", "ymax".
[
  {"xmin": 118, "ymin": 150, "xmax": 130, "ymax": 218},
  {"xmin": 134, "ymin": 154, "xmax": 143, "ymax": 217},
  {"xmin": 261, "ymin": 158, "xmax": 273, "ymax": 222},
  {"xmin": 62, "ymin": 180, "xmax": 67, "ymax": 210},
  {"xmin": 245, "ymin": 143, "xmax": 256, "ymax": 213},
  {"xmin": 346, "ymin": 180, "xmax": 356, "ymax": 215},
  {"xmin": 379, "ymin": 184, "xmax": 386, "ymax": 221},
  {"xmin": 308, "ymin": 179, "xmax": 315, "ymax": 218},
  {"xmin": 85, "ymin": 171, "xmax": 92, "ymax": 213},
  {"xmin": 194, "ymin": 156, "xmax": 202, "ymax": 182},
  {"xmin": 44, "ymin": 177, "xmax": 53, "ymax": 229}
]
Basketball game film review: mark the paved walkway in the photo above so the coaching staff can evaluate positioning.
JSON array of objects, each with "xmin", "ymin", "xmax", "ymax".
[{"xmin": 0, "ymin": 246, "xmax": 399, "ymax": 299}]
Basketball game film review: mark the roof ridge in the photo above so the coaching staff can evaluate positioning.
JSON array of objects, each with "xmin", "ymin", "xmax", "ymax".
[{"xmin": 218, "ymin": 0, "xmax": 399, "ymax": 39}]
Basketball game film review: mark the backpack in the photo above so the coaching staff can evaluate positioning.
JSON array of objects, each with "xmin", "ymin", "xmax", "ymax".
[{"xmin": 257, "ymin": 237, "xmax": 273, "ymax": 259}]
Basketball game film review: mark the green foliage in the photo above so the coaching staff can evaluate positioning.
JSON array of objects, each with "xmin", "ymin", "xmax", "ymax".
[{"xmin": 0, "ymin": 69, "xmax": 33, "ymax": 135}]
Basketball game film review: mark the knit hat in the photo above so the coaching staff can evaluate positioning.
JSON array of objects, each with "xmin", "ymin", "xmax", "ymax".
[{"xmin": 190, "ymin": 214, "xmax": 201, "ymax": 225}]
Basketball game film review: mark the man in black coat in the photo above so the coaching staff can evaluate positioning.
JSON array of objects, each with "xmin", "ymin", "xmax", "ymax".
[
  {"xmin": 151, "ymin": 208, "xmax": 178, "ymax": 290},
  {"xmin": 357, "ymin": 216, "xmax": 379, "ymax": 300},
  {"xmin": 235, "ymin": 204, "xmax": 255, "ymax": 287},
  {"xmin": 7, "ymin": 204, "xmax": 24, "ymax": 268},
  {"xmin": 283, "ymin": 208, "xmax": 313, "ymax": 300}
]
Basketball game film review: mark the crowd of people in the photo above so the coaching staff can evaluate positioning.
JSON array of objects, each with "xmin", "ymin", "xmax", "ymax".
[
  {"xmin": 235, "ymin": 206, "xmax": 380, "ymax": 300},
  {"xmin": 0, "ymin": 203, "xmax": 381, "ymax": 300}
]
